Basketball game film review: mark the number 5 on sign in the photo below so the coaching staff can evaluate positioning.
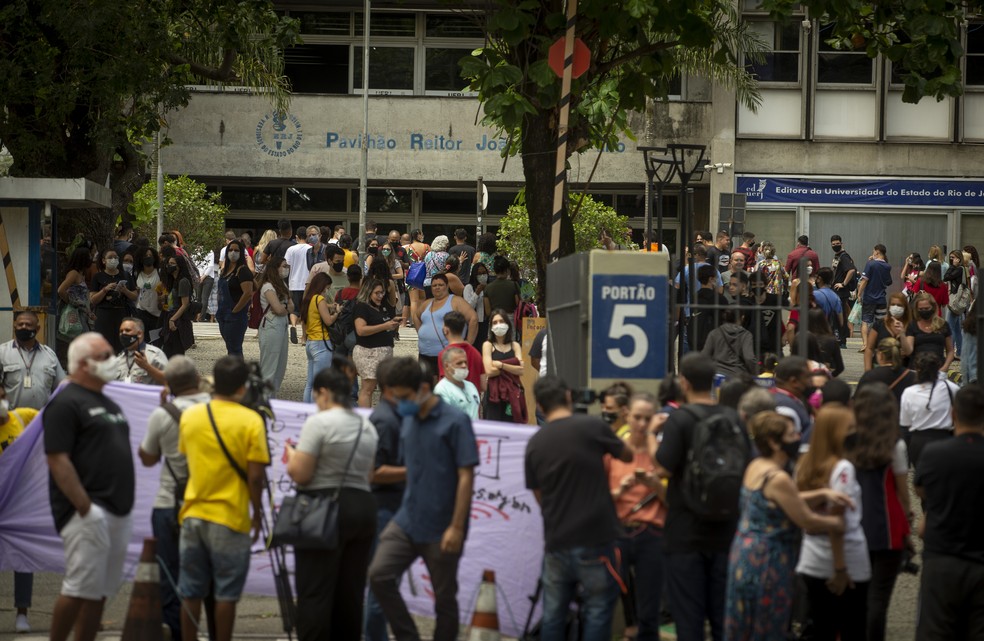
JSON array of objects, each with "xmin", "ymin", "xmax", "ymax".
[{"xmin": 591, "ymin": 274, "xmax": 667, "ymax": 380}]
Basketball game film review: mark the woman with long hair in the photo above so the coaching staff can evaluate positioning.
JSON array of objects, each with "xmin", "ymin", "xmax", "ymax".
[
  {"xmin": 807, "ymin": 308, "xmax": 844, "ymax": 377},
  {"xmin": 216, "ymin": 239, "xmax": 254, "ymax": 356},
  {"xmin": 482, "ymin": 309, "xmax": 526, "ymax": 423},
  {"xmin": 725, "ymin": 411, "xmax": 846, "ymax": 641},
  {"xmin": 795, "ymin": 404, "xmax": 870, "ymax": 641},
  {"xmin": 301, "ymin": 272, "xmax": 340, "ymax": 403},
  {"xmin": 353, "ymin": 279, "xmax": 401, "ymax": 407},
  {"xmin": 134, "ymin": 246, "xmax": 164, "ymax": 334},
  {"xmin": 253, "ymin": 229, "xmax": 278, "ymax": 273},
  {"xmin": 846, "ymin": 383, "xmax": 912, "ymax": 641},
  {"xmin": 913, "ymin": 261, "xmax": 948, "ymax": 315},
  {"xmin": 754, "ymin": 241, "xmax": 789, "ymax": 297},
  {"xmin": 255, "ymin": 256, "xmax": 293, "ymax": 395},
  {"xmin": 899, "ymin": 352, "xmax": 960, "ymax": 468},
  {"xmin": 942, "ymin": 249, "xmax": 968, "ymax": 356},
  {"xmin": 856, "ymin": 338, "xmax": 917, "ymax": 403},
  {"xmin": 905, "ymin": 292, "xmax": 954, "ymax": 371},
  {"xmin": 901, "ymin": 252, "xmax": 925, "ymax": 298},
  {"xmin": 863, "ymin": 292, "xmax": 912, "ymax": 371},
  {"xmin": 473, "ymin": 232, "xmax": 496, "ymax": 273},
  {"xmin": 286, "ymin": 367, "xmax": 378, "ymax": 641},
  {"xmin": 463, "ymin": 262, "xmax": 492, "ymax": 351},
  {"xmin": 160, "ymin": 248, "xmax": 195, "ymax": 357},
  {"xmin": 89, "ymin": 248, "xmax": 136, "ymax": 352},
  {"xmin": 57, "ymin": 246, "xmax": 96, "ymax": 336}
]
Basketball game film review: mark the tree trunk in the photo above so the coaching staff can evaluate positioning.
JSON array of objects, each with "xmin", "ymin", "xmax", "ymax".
[{"xmin": 522, "ymin": 110, "xmax": 575, "ymax": 307}]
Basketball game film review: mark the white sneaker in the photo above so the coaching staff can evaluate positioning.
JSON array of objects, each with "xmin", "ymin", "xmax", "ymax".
[{"xmin": 14, "ymin": 613, "xmax": 30, "ymax": 633}]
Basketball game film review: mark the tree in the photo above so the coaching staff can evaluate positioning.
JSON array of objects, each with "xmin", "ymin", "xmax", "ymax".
[
  {"xmin": 497, "ymin": 192, "xmax": 635, "ymax": 288},
  {"xmin": 457, "ymin": 0, "xmax": 763, "ymax": 292},
  {"xmin": 130, "ymin": 176, "xmax": 228, "ymax": 262},
  {"xmin": 0, "ymin": 0, "xmax": 298, "ymax": 249}
]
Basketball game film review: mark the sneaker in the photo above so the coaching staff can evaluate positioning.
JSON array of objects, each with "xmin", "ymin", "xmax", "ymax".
[
  {"xmin": 15, "ymin": 613, "xmax": 30, "ymax": 633},
  {"xmin": 290, "ymin": 325, "xmax": 298, "ymax": 344}
]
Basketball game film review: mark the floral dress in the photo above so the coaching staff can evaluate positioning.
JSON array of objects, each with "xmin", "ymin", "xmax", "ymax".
[
  {"xmin": 755, "ymin": 258, "xmax": 789, "ymax": 297},
  {"xmin": 724, "ymin": 476, "xmax": 798, "ymax": 641}
]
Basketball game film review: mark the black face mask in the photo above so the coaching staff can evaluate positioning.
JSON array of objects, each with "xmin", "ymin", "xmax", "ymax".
[
  {"xmin": 832, "ymin": 245, "xmax": 842, "ymax": 254},
  {"xmin": 780, "ymin": 439, "xmax": 801, "ymax": 463},
  {"xmin": 601, "ymin": 411, "xmax": 619, "ymax": 425},
  {"xmin": 368, "ymin": 247, "xmax": 378, "ymax": 255},
  {"xmin": 843, "ymin": 432, "xmax": 859, "ymax": 451},
  {"xmin": 14, "ymin": 328, "xmax": 36, "ymax": 343},
  {"xmin": 142, "ymin": 256, "xmax": 155, "ymax": 267},
  {"xmin": 119, "ymin": 333, "xmax": 140, "ymax": 349},
  {"xmin": 331, "ymin": 262, "xmax": 343, "ymax": 273},
  {"xmin": 168, "ymin": 264, "xmax": 179, "ymax": 274},
  {"xmin": 917, "ymin": 308, "xmax": 934, "ymax": 320}
]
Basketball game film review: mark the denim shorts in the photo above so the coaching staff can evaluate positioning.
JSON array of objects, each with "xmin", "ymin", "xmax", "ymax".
[
  {"xmin": 178, "ymin": 518, "xmax": 252, "ymax": 602},
  {"xmin": 60, "ymin": 504, "xmax": 133, "ymax": 600}
]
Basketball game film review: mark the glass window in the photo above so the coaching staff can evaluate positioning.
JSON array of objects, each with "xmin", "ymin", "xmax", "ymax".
[
  {"xmin": 354, "ymin": 189, "xmax": 413, "ymax": 214},
  {"xmin": 284, "ymin": 44, "xmax": 350, "ymax": 94},
  {"xmin": 423, "ymin": 190, "xmax": 478, "ymax": 214},
  {"xmin": 746, "ymin": 21, "xmax": 800, "ymax": 83},
  {"xmin": 968, "ymin": 22, "xmax": 984, "ymax": 86},
  {"xmin": 220, "ymin": 187, "xmax": 283, "ymax": 211},
  {"xmin": 355, "ymin": 12, "xmax": 416, "ymax": 37},
  {"xmin": 295, "ymin": 12, "xmax": 351, "ymax": 36},
  {"xmin": 287, "ymin": 188, "xmax": 349, "ymax": 212},
  {"xmin": 425, "ymin": 48, "xmax": 473, "ymax": 92},
  {"xmin": 486, "ymin": 191, "xmax": 520, "ymax": 216},
  {"xmin": 817, "ymin": 23, "xmax": 874, "ymax": 84},
  {"xmin": 615, "ymin": 194, "xmax": 646, "ymax": 217},
  {"xmin": 425, "ymin": 14, "xmax": 485, "ymax": 38},
  {"xmin": 353, "ymin": 47, "xmax": 415, "ymax": 91}
]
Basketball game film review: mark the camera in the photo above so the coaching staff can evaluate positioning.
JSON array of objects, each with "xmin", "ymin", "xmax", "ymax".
[
  {"xmin": 573, "ymin": 388, "xmax": 599, "ymax": 414},
  {"xmin": 241, "ymin": 360, "xmax": 275, "ymax": 421}
]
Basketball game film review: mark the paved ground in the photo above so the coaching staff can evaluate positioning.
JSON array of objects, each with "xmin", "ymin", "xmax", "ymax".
[{"xmin": 0, "ymin": 323, "xmax": 930, "ymax": 639}]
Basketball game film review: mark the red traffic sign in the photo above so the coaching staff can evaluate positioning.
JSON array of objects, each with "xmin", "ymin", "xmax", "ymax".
[{"xmin": 549, "ymin": 37, "xmax": 590, "ymax": 79}]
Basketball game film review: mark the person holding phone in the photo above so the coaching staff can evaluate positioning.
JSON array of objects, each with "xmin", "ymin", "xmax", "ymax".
[
  {"xmin": 353, "ymin": 279, "xmax": 402, "ymax": 408},
  {"xmin": 90, "ymin": 248, "xmax": 137, "ymax": 352},
  {"xmin": 115, "ymin": 317, "xmax": 168, "ymax": 385}
]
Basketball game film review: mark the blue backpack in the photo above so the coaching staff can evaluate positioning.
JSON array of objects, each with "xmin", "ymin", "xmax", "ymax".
[{"xmin": 406, "ymin": 261, "xmax": 427, "ymax": 290}]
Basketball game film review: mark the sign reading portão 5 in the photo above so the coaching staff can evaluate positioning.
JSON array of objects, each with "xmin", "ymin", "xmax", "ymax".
[{"xmin": 591, "ymin": 274, "xmax": 667, "ymax": 380}]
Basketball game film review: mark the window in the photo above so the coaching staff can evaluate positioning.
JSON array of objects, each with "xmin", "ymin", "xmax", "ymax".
[
  {"xmin": 423, "ymin": 191, "xmax": 478, "ymax": 214},
  {"xmin": 817, "ymin": 23, "xmax": 874, "ymax": 84},
  {"xmin": 284, "ymin": 44, "xmax": 349, "ymax": 94},
  {"xmin": 220, "ymin": 187, "xmax": 283, "ymax": 211},
  {"xmin": 967, "ymin": 22, "xmax": 984, "ymax": 86},
  {"xmin": 295, "ymin": 12, "xmax": 351, "ymax": 36},
  {"xmin": 353, "ymin": 46, "xmax": 415, "ymax": 94},
  {"xmin": 425, "ymin": 48, "xmax": 473, "ymax": 93},
  {"xmin": 287, "ymin": 188, "xmax": 348, "ymax": 212},
  {"xmin": 746, "ymin": 21, "xmax": 801, "ymax": 83},
  {"xmin": 425, "ymin": 14, "xmax": 485, "ymax": 38},
  {"xmin": 354, "ymin": 189, "xmax": 413, "ymax": 214},
  {"xmin": 355, "ymin": 12, "xmax": 416, "ymax": 37}
]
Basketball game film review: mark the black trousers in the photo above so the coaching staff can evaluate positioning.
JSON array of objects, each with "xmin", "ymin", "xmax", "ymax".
[
  {"xmin": 802, "ymin": 574, "xmax": 869, "ymax": 641},
  {"xmin": 294, "ymin": 488, "xmax": 377, "ymax": 641},
  {"xmin": 917, "ymin": 554, "xmax": 984, "ymax": 641},
  {"xmin": 867, "ymin": 550, "xmax": 902, "ymax": 641},
  {"xmin": 908, "ymin": 429, "xmax": 953, "ymax": 469}
]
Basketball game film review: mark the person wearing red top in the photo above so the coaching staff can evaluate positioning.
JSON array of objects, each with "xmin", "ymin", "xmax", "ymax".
[
  {"xmin": 437, "ymin": 311, "xmax": 486, "ymax": 395},
  {"xmin": 607, "ymin": 393, "xmax": 668, "ymax": 641},
  {"xmin": 912, "ymin": 261, "xmax": 949, "ymax": 317},
  {"xmin": 785, "ymin": 235, "xmax": 821, "ymax": 281},
  {"xmin": 334, "ymin": 265, "xmax": 363, "ymax": 303},
  {"xmin": 733, "ymin": 232, "xmax": 757, "ymax": 270}
]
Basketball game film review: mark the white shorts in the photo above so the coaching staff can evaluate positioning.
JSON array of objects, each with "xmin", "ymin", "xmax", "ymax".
[{"xmin": 60, "ymin": 504, "xmax": 133, "ymax": 600}]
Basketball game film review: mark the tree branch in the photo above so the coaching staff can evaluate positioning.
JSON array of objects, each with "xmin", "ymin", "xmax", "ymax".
[
  {"xmin": 166, "ymin": 48, "xmax": 238, "ymax": 82},
  {"xmin": 594, "ymin": 40, "xmax": 678, "ymax": 75}
]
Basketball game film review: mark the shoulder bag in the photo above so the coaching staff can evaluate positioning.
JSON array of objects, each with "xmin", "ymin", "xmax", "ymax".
[
  {"xmin": 162, "ymin": 402, "xmax": 189, "ymax": 512},
  {"xmin": 271, "ymin": 418, "xmax": 365, "ymax": 550}
]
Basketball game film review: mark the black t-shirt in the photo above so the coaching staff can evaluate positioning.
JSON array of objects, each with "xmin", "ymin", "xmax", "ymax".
[
  {"xmin": 43, "ymin": 383, "xmax": 135, "ymax": 532},
  {"xmin": 694, "ymin": 288, "xmax": 730, "ymax": 352},
  {"xmin": 264, "ymin": 237, "xmax": 296, "ymax": 260},
  {"xmin": 452, "ymin": 243, "xmax": 476, "ymax": 281},
  {"xmin": 707, "ymin": 246, "xmax": 725, "ymax": 273},
  {"xmin": 656, "ymin": 403, "xmax": 745, "ymax": 554},
  {"xmin": 354, "ymin": 301, "xmax": 395, "ymax": 349},
  {"xmin": 915, "ymin": 432, "xmax": 984, "ymax": 564},
  {"xmin": 856, "ymin": 365, "xmax": 917, "ymax": 403},
  {"xmin": 222, "ymin": 265, "xmax": 253, "ymax": 302},
  {"xmin": 485, "ymin": 277, "xmax": 519, "ymax": 314},
  {"xmin": 367, "ymin": 399, "xmax": 405, "ymax": 510},
  {"xmin": 525, "ymin": 414, "xmax": 626, "ymax": 551},
  {"xmin": 91, "ymin": 270, "xmax": 132, "ymax": 309},
  {"xmin": 744, "ymin": 293, "xmax": 783, "ymax": 355},
  {"xmin": 831, "ymin": 250, "xmax": 857, "ymax": 298},
  {"xmin": 906, "ymin": 321, "xmax": 951, "ymax": 362}
]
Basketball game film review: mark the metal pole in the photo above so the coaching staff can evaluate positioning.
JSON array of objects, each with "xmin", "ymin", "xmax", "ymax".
[
  {"xmin": 156, "ymin": 131, "xmax": 164, "ymax": 240},
  {"xmin": 644, "ymin": 171, "xmax": 652, "ymax": 252},
  {"xmin": 797, "ymin": 255, "xmax": 809, "ymax": 358},
  {"xmin": 358, "ymin": 0, "xmax": 371, "ymax": 260},
  {"xmin": 676, "ymin": 184, "xmax": 687, "ymax": 366},
  {"xmin": 549, "ymin": 0, "xmax": 578, "ymax": 263},
  {"xmin": 477, "ymin": 176, "xmax": 484, "ymax": 240},
  {"xmin": 977, "ymin": 274, "xmax": 983, "ymax": 384}
]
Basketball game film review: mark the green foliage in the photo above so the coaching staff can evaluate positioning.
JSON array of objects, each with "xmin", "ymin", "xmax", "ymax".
[
  {"xmin": 496, "ymin": 193, "xmax": 636, "ymax": 284},
  {"xmin": 130, "ymin": 176, "xmax": 227, "ymax": 262}
]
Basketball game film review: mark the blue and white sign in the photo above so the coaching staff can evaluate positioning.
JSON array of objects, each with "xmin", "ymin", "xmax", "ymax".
[
  {"xmin": 738, "ymin": 176, "xmax": 984, "ymax": 207},
  {"xmin": 591, "ymin": 274, "xmax": 668, "ymax": 380}
]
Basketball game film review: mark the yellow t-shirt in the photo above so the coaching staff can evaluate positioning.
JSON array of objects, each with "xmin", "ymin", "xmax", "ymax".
[
  {"xmin": 178, "ymin": 400, "xmax": 270, "ymax": 533},
  {"xmin": 0, "ymin": 408, "xmax": 40, "ymax": 453},
  {"xmin": 343, "ymin": 249, "xmax": 358, "ymax": 269},
  {"xmin": 305, "ymin": 294, "xmax": 330, "ymax": 341},
  {"xmin": 616, "ymin": 424, "xmax": 631, "ymax": 441}
]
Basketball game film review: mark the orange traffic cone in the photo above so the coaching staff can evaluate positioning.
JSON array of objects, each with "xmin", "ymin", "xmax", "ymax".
[
  {"xmin": 121, "ymin": 538, "xmax": 164, "ymax": 641},
  {"xmin": 468, "ymin": 570, "xmax": 500, "ymax": 641}
]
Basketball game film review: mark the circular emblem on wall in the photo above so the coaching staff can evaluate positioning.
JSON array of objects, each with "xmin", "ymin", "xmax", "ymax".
[{"xmin": 255, "ymin": 112, "xmax": 303, "ymax": 157}]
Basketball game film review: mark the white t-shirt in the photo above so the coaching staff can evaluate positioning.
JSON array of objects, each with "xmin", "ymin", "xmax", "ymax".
[
  {"xmin": 892, "ymin": 439, "xmax": 908, "ymax": 475},
  {"xmin": 899, "ymin": 378, "xmax": 959, "ymax": 431},
  {"xmin": 135, "ymin": 270, "xmax": 162, "ymax": 317},
  {"xmin": 796, "ymin": 459, "xmax": 871, "ymax": 581},
  {"xmin": 295, "ymin": 408, "xmax": 378, "ymax": 492},
  {"xmin": 434, "ymin": 378, "xmax": 481, "ymax": 419},
  {"xmin": 140, "ymin": 392, "xmax": 211, "ymax": 509},
  {"xmin": 284, "ymin": 242, "xmax": 312, "ymax": 291}
]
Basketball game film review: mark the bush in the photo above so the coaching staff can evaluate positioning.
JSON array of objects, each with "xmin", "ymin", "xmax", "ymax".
[{"xmin": 129, "ymin": 175, "xmax": 227, "ymax": 261}]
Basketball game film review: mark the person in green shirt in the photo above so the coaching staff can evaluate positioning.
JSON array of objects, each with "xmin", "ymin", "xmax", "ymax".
[{"xmin": 434, "ymin": 347, "xmax": 480, "ymax": 419}]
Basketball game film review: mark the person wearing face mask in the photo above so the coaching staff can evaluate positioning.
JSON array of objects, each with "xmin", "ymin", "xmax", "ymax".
[
  {"xmin": 43, "ymin": 333, "xmax": 134, "ymax": 641},
  {"xmin": 368, "ymin": 358, "xmax": 479, "ymax": 641},
  {"xmin": 434, "ymin": 347, "xmax": 481, "ymax": 419},
  {"xmin": 830, "ymin": 235, "xmax": 858, "ymax": 349},
  {"xmin": 863, "ymin": 292, "xmax": 912, "ymax": 372},
  {"xmin": 115, "ymin": 317, "xmax": 168, "ymax": 385},
  {"xmin": 725, "ymin": 411, "xmax": 848, "ymax": 641},
  {"xmin": 795, "ymin": 404, "xmax": 871, "ymax": 641},
  {"xmin": 284, "ymin": 226, "xmax": 315, "ymax": 328},
  {"xmin": 463, "ymin": 263, "xmax": 492, "ymax": 351},
  {"xmin": 89, "ymin": 249, "xmax": 137, "ymax": 353},
  {"xmin": 482, "ymin": 310, "xmax": 526, "ymax": 423},
  {"xmin": 254, "ymin": 256, "xmax": 294, "ymax": 396},
  {"xmin": 415, "ymin": 274, "xmax": 478, "ymax": 371},
  {"xmin": 436, "ymin": 311, "xmax": 486, "ymax": 396},
  {"xmin": 899, "ymin": 352, "xmax": 960, "ymax": 469},
  {"xmin": 785, "ymin": 235, "xmax": 820, "ymax": 282},
  {"xmin": 134, "ymin": 247, "xmax": 165, "ymax": 337},
  {"xmin": 0, "ymin": 311, "xmax": 66, "ymax": 410},
  {"xmin": 601, "ymin": 383, "xmax": 633, "ymax": 439},
  {"xmin": 844, "ymin": 383, "xmax": 912, "ymax": 641},
  {"xmin": 770, "ymin": 356, "xmax": 814, "ymax": 445},
  {"xmin": 904, "ymin": 292, "xmax": 955, "ymax": 372},
  {"xmin": 216, "ymin": 240, "xmax": 254, "ymax": 357},
  {"xmin": 363, "ymin": 238, "xmax": 380, "ymax": 273},
  {"xmin": 159, "ymin": 248, "xmax": 196, "ymax": 357}
]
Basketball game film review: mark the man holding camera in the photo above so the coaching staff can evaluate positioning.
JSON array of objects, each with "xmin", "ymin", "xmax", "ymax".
[
  {"xmin": 525, "ymin": 375, "xmax": 634, "ymax": 641},
  {"xmin": 115, "ymin": 317, "xmax": 168, "ymax": 385}
]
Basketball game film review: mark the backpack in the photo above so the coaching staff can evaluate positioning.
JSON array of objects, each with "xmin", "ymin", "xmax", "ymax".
[
  {"xmin": 406, "ymin": 261, "xmax": 427, "ymax": 290},
  {"xmin": 248, "ymin": 288, "xmax": 266, "ymax": 330},
  {"xmin": 949, "ymin": 267, "xmax": 973, "ymax": 315},
  {"xmin": 513, "ymin": 299, "xmax": 538, "ymax": 341},
  {"xmin": 160, "ymin": 402, "xmax": 189, "ymax": 512},
  {"xmin": 679, "ymin": 405, "xmax": 749, "ymax": 521},
  {"xmin": 327, "ymin": 298, "xmax": 358, "ymax": 356}
]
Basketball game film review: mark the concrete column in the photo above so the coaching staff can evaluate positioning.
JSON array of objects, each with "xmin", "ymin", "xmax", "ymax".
[{"xmin": 708, "ymin": 82, "xmax": 737, "ymax": 233}]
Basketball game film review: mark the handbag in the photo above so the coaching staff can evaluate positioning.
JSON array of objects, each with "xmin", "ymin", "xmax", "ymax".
[
  {"xmin": 57, "ymin": 304, "xmax": 83, "ymax": 341},
  {"xmin": 949, "ymin": 268, "xmax": 972, "ymax": 315},
  {"xmin": 271, "ymin": 418, "xmax": 365, "ymax": 550},
  {"xmin": 406, "ymin": 261, "xmax": 427, "ymax": 290},
  {"xmin": 847, "ymin": 300, "xmax": 863, "ymax": 326}
]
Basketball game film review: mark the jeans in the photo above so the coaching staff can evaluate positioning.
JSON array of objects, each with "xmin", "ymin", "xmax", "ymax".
[
  {"xmin": 304, "ymin": 339, "xmax": 334, "ymax": 403},
  {"xmin": 152, "ymin": 507, "xmax": 182, "ymax": 640},
  {"xmin": 665, "ymin": 551, "xmax": 728, "ymax": 641},
  {"xmin": 217, "ymin": 308, "xmax": 249, "ymax": 356},
  {"xmin": 617, "ymin": 527, "xmax": 664, "ymax": 641},
  {"xmin": 867, "ymin": 550, "xmax": 902, "ymax": 641},
  {"xmin": 947, "ymin": 308, "xmax": 964, "ymax": 355},
  {"xmin": 364, "ymin": 505, "xmax": 396, "ymax": 641},
  {"xmin": 917, "ymin": 553, "xmax": 984, "ymax": 641},
  {"xmin": 802, "ymin": 575, "xmax": 869, "ymax": 641},
  {"xmin": 541, "ymin": 543, "xmax": 621, "ymax": 641},
  {"xmin": 14, "ymin": 572, "xmax": 32, "ymax": 609}
]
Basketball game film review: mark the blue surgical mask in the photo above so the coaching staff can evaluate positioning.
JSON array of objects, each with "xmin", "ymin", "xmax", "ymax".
[
  {"xmin": 307, "ymin": 235, "xmax": 319, "ymax": 245},
  {"xmin": 397, "ymin": 399, "xmax": 420, "ymax": 417}
]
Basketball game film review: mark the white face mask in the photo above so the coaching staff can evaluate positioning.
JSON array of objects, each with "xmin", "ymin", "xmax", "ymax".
[
  {"xmin": 87, "ymin": 355, "xmax": 121, "ymax": 383},
  {"xmin": 451, "ymin": 367, "xmax": 469, "ymax": 382},
  {"xmin": 889, "ymin": 305, "xmax": 905, "ymax": 318},
  {"xmin": 106, "ymin": 258, "xmax": 119, "ymax": 269},
  {"xmin": 477, "ymin": 275, "xmax": 489, "ymax": 284},
  {"xmin": 491, "ymin": 323, "xmax": 509, "ymax": 337},
  {"xmin": 227, "ymin": 251, "xmax": 240, "ymax": 262},
  {"xmin": 279, "ymin": 267, "xmax": 290, "ymax": 279},
  {"xmin": 806, "ymin": 265, "xmax": 814, "ymax": 275},
  {"xmin": 122, "ymin": 263, "xmax": 133, "ymax": 274}
]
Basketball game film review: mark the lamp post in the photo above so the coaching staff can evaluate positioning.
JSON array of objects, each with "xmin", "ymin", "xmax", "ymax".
[{"xmin": 639, "ymin": 146, "xmax": 676, "ymax": 252}]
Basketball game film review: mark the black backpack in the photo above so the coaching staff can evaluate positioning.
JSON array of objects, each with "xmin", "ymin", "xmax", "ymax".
[
  {"xmin": 327, "ymin": 297, "xmax": 358, "ymax": 356},
  {"xmin": 679, "ymin": 404, "xmax": 749, "ymax": 521}
]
